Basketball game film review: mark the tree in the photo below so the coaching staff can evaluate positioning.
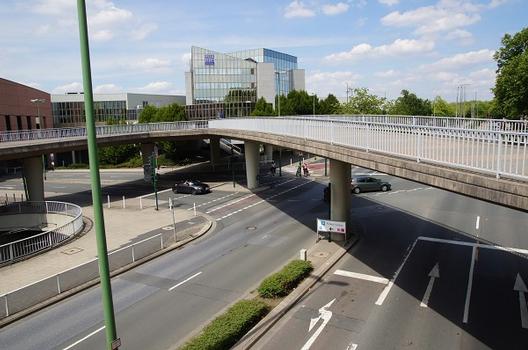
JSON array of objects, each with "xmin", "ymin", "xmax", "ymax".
[
  {"xmin": 389, "ymin": 89, "xmax": 432, "ymax": 116},
  {"xmin": 432, "ymin": 96, "xmax": 454, "ymax": 116},
  {"xmin": 493, "ymin": 27, "xmax": 528, "ymax": 118},
  {"xmin": 251, "ymin": 97, "xmax": 274, "ymax": 116},
  {"xmin": 318, "ymin": 94, "xmax": 340, "ymax": 114},
  {"xmin": 139, "ymin": 103, "xmax": 186, "ymax": 123},
  {"xmin": 340, "ymin": 88, "xmax": 386, "ymax": 114}
]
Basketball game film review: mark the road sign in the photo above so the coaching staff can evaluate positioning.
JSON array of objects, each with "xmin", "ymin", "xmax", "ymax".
[{"xmin": 317, "ymin": 219, "xmax": 346, "ymax": 233}]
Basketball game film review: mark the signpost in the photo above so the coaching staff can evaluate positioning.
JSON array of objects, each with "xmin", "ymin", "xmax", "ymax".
[
  {"xmin": 150, "ymin": 152, "xmax": 159, "ymax": 211},
  {"xmin": 316, "ymin": 218, "xmax": 346, "ymax": 242}
]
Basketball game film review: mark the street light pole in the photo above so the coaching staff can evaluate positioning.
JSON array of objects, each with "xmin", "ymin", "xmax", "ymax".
[{"xmin": 76, "ymin": 1, "xmax": 118, "ymax": 349}]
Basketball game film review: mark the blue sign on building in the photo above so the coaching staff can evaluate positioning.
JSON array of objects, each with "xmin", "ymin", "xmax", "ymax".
[{"xmin": 204, "ymin": 54, "xmax": 215, "ymax": 66}]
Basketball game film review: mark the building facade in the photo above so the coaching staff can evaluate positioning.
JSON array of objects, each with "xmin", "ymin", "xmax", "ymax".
[
  {"xmin": 51, "ymin": 92, "xmax": 185, "ymax": 127},
  {"xmin": 0, "ymin": 78, "xmax": 52, "ymax": 132},
  {"xmin": 185, "ymin": 46, "xmax": 305, "ymax": 119}
]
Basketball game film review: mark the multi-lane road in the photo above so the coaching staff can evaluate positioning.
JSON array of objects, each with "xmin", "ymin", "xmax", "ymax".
[{"xmin": 0, "ymin": 163, "xmax": 526, "ymax": 350}]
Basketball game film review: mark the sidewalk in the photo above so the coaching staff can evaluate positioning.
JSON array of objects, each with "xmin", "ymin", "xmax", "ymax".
[{"xmin": 0, "ymin": 202, "xmax": 212, "ymax": 295}]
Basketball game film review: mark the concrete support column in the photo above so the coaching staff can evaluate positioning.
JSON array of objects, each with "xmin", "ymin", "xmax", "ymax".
[
  {"xmin": 210, "ymin": 137, "xmax": 221, "ymax": 166},
  {"xmin": 71, "ymin": 150, "xmax": 76, "ymax": 164},
  {"xmin": 244, "ymin": 141, "xmax": 260, "ymax": 190},
  {"xmin": 330, "ymin": 159, "xmax": 351, "ymax": 239},
  {"xmin": 22, "ymin": 157, "xmax": 44, "ymax": 202},
  {"xmin": 264, "ymin": 144, "xmax": 273, "ymax": 162},
  {"xmin": 141, "ymin": 143, "xmax": 155, "ymax": 183}
]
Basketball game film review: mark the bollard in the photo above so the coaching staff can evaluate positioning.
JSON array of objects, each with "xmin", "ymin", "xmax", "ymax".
[
  {"xmin": 13, "ymin": 193, "xmax": 16, "ymax": 202},
  {"xmin": 5, "ymin": 193, "xmax": 8, "ymax": 203},
  {"xmin": 122, "ymin": 196, "xmax": 126, "ymax": 209},
  {"xmin": 107, "ymin": 195, "xmax": 110, "ymax": 209},
  {"xmin": 168, "ymin": 197, "xmax": 172, "ymax": 210},
  {"xmin": 139, "ymin": 197, "xmax": 143, "ymax": 210},
  {"xmin": 300, "ymin": 249, "xmax": 307, "ymax": 261},
  {"xmin": 193, "ymin": 202, "xmax": 196, "ymax": 216}
]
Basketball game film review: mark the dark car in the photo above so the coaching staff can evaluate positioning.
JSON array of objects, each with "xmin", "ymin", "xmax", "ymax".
[
  {"xmin": 172, "ymin": 180, "xmax": 210, "ymax": 195},
  {"xmin": 351, "ymin": 176, "xmax": 391, "ymax": 194}
]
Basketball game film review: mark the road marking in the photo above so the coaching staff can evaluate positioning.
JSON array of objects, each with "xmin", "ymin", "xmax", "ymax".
[
  {"xmin": 168, "ymin": 271, "xmax": 202, "ymax": 291},
  {"xmin": 463, "ymin": 246, "xmax": 476, "ymax": 323},
  {"xmin": 0, "ymin": 186, "xmax": 15, "ymax": 189},
  {"xmin": 187, "ymin": 192, "xmax": 238, "ymax": 211},
  {"xmin": 62, "ymin": 325, "xmax": 105, "ymax": 350},
  {"xmin": 334, "ymin": 270, "xmax": 389, "ymax": 284},
  {"xmin": 375, "ymin": 239, "xmax": 419, "ymax": 306},
  {"xmin": 420, "ymin": 263, "xmax": 440, "ymax": 308},
  {"xmin": 514, "ymin": 273, "xmax": 528, "ymax": 329},
  {"xmin": 346, "ymin": 343, "xmax": 359, "ymax": 350},
  {"xmin": 302, "ymin": 298, "xmax": 335, "ymax": 350},
  {"xmin": 206, "ymin": 194, "xmax": 255, "ymax": 213},
  {"xmin": 417, "ymin": 236, "xmax": 528, "ymax": 255},
  {"xmin": 138, "ymin": 187, "xmax": 173, "ymax": 199}
]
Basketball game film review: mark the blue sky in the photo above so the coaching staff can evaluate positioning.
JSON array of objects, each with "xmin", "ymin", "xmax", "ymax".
[{"xmin": 0, "ymin": 0, "xmax": 526, "ymax": 101}]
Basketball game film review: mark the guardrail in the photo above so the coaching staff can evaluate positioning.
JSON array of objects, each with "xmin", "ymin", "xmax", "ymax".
[
  {"xmin": 210, "ymin": 118, "xmax": 528, "ymax": 180},
  {"xmin": 0, "ymin": 120, "xmax": 209, "ymax": 143},
  {"xmin": 0, "ymin": 201, "xmax": 83, "ymax": 264}
]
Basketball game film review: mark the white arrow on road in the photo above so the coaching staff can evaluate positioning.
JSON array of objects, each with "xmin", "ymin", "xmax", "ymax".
[
  {"xmin": 420, "ymin": 263, "xmax": 440, "ymax": 308},
  {"xmin": 514, "ymin": 273, "xmax": 528, "ymax": 329},
  {"xmin": 301, "ymin": 298, "xmax": 336, "ymax": 350}
]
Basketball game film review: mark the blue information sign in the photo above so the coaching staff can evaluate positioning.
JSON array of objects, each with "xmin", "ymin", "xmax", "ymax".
[{"xmin": 204, "ymin": 54, "xmax": 215, "ymax": 66}]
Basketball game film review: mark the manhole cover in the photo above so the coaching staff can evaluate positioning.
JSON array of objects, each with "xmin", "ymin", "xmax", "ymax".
[
  {"xmin": 314, "ymin": 252, "xmax": 329, "ymax": 258},
  {"xmin": 162, "ymin": 226, "xmax": 174, "ymax": 231},
  {"xmin": 246, "ymin": 226, "xmax": 257, "ymax": 231},
  {"xmin": 62, "ymin": 247, "xmax": 83, "ymax": 255}
]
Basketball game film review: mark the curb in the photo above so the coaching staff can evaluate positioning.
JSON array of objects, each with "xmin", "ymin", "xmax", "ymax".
[
  {"xmin": 0, "ymin": 215, "xmax": 215, "ymax": 328},
  {"xmin": 232, "ymin": 235, "xmax": 360, "ymax": 350}
]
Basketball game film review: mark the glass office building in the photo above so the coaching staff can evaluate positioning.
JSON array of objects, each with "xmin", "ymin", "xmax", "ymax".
[{"xmin": 185, "ymin": 46, "xmax": 304, "ymax": 119}]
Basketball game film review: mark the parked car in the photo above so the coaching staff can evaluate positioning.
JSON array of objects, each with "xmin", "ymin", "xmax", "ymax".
[
  {"xmin": 172, "ymin": 180, "xmax": 210, "ymax": 194},
  {"xmin": 351, "ymin": 176, "xmax": 391, "ymax": 194}
]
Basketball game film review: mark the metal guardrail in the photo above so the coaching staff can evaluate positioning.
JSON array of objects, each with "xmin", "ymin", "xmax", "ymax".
[
  {"xmin": 209, "ymin": 118, "xmax": 528, "ymax": 180},
  {"xmin": 0, "ymin": 120, "xmax": 209, "ymax": 143},
  {"xmin": 0, "ymin": 201, "xmax": 83, "ymax": 264}
]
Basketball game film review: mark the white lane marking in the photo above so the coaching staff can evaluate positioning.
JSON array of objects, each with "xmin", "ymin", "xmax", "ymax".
[
  {"xmin": 420, "ymin": 263, "xmax": 440, "ymax": 308},
  {"xmin": 0, "ymin": 186, "xmax": 15, "ymax": 189},
  {"xmin": 62, "ymin": 325, "xmax": 105, "ymax": 350},
  {"xmin": 206, "ymin": 194, "xmax": 255, "ymax": 213},
  {"xmin": 375, "ymin": 239, "xmax": 419, "ymax": 306},
  {"xmin": 417, "ymin": 236, "xmax": 528, "ymax": 255},
  {"xmin": 138, "ymin": 187, "xmax": 173, "ymax": 199},
  {"xmin": 514, "ymin": 273, "xmax": 528, "ymax": 329},
  {"xmin": 334, "ymin": 270, "xmax": 389, "ymax": 284},
  {"xmin": 301, "ymin": 299, "xmax": 335, "ymax": 350},
  {"xmin": 346, "ymin": 343, "xmax": 359, "ymax": 350},
  {"xmin": 463, "ymin": 247, "xmax": 476, "ymax": 323},
  {"xmin": 168, "ymin": 271, "xmax": 202, "ymax": 291},
  {"xmin": 187, "ymin": 192, "xmax": 238, "ymax": 211},
  {"xmin": 216, "ymin": 180, "xmax": 313, "ymax": 221}
]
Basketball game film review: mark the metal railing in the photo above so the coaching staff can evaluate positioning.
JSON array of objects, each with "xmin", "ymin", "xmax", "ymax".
[
  {"xmin": 0, "ymin": 201, "xmax": 83, "ymax": 264},
  {"xmin": 210, "ymin": 118, "xmax": 528, "ymax": 180},
  {"xmin": 0, "ymin": 120, "xmax": 209, "ymax": 143}
]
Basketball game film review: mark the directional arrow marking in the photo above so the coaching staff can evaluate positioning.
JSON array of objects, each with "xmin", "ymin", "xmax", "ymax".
[
  {"xmin": 301, "ymin": 298, "xmax": 336, "ymax": 350},
  {"xmin": 514, "ymin": 273, "xmax": 528, "ymax": 329},
  {"xmin": 420, "ymin": 263, "xmax": 440, "ymax": 308}
]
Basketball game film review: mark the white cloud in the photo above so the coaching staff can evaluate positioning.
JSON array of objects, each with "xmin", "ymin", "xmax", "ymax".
[
  {"xmin": 489, "ymin": 0, "xmax": 507, "ymax": 8},
  {"xmin": 284, "ymin": 1, "xmax": 315, "ymax": 18},
  {"xmin": 89, "ymin": 6, "xmax": 132, "ymax": 27},
  {"xmin": 134, "ymin": 81, "xmax": 174, "ymax": 94},
  {"xmin": 131, "ymin": 23, "xmax": 158, "ymax": 41},
  {"xmin": 445, "ymin": 29, "xmax": 474, "ymax": 45},
  {"xmin": 94, "ymin": 83, "xmax": 122, "ymax": 93},
  {"xmin": 92, "ymin": 30, "xmax": 114, "ymax": 42},
  {"xmin": 423, "ymin": 49, "xmax": 494, "ymax": 71},
  {"xmin": 52, "ymin": 82, "xmax": 83, "ymax": 94},
  {"xmin": 381, "ymin": 1, "xmax": 482, "ymax": 36},
  {"xmin": 325, "ymin": 38, "xmax": 434, "ymax": 62},
  {"xmin": 32, "ymin": 0, "xmax": 75, "ymax": 15},
  {"xmin": 322, "ymin": 2, "xmax": 349, "ymax": 15},
  {"xmin": 375, "ymin": 69, "xmax": 400, "ymax": 78},
  {"xmin": 132, "ymin": 58, "xmax": 171, "ymax": 71},
  {"xmin": 378, "ymin": 0, "xmax": 399, "ymax": 5},
  {"xmin": 307, "ymin": 71, "xmax": 361, "ymax": 96}
]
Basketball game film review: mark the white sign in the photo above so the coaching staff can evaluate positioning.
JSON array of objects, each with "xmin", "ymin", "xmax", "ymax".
[{"xmin": 317, "ymin": 218, "xmax": 346, "ymax": 234}]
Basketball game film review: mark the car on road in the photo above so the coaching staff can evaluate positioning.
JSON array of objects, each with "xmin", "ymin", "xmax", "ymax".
[
  {"xmin": 172, "ymin": 180, "xmax": 210, "ymax": 194},
  {"xmin": 351, "ymin": 176, "xmax": 391, "ymax": 194}
]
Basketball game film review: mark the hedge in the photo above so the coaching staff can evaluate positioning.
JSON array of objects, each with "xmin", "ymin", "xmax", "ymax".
[
  {"xmin": 180, "ymin": 299, "xmax": 269, "ymax": 350},
  {"xmin": 257, "ymin": 259, "xmax": 313, "ymax": 298}
]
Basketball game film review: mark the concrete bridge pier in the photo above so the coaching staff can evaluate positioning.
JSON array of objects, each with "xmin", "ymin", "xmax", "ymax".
[
  {"xmin": 22, "ymin": 157, "xmax": 44, "ymax": 202},
  {"xmin": 264, "ymin": 144, "xmax": 273, "ymax": 162},
  {"xmin": 141, "ymin": 143, "xmax": 156, "ymax": 182},
  {"xmin": 330, "ymin": 159, "xmax": 351, "ymax": 241},
  {"xmin": 210, "ymin": 137, "xmax": 221, "ymax": 168},
  {"xmin": 244, "ymin": 141, "xmax": 260, "ymax": 189}
]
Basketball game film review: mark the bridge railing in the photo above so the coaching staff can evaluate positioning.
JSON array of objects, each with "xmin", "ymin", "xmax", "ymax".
[
  {"xmin": 0, "ymin": 120, "xmax": 209, "ymax": 143},
  {"xmin": 210, "ymin": 118, "xmax": 528, "ymax": 180},
  {"xmin": 0, "ymin": 201, "xmax": 83, "ymax": 264}
]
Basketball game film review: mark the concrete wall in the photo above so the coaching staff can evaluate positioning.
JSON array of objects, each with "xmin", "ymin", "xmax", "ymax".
[
  {"xmin": 257, "ymin": 62, "xmax": 276, "ymax": 106},
  {"xmin": 185, "ymin": 72, "xmax": 193, "ymax": 105},
  {"xmin": 0, "ymin": 213, "xmax": 72, "ymax": 231},
  {"xmin": 291, "ymin": 69, "xmax": 305, "ymax": 91}
]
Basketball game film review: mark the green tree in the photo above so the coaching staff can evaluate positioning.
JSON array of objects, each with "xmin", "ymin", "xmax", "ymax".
[
  {"xmin": 138, "ymin": 105, "xmax": 158, "ymax": 123},
  {"xmin": 251, "ymin": 97, "xmax": 275, "ymax": 116},
  {"xmin": 318, "ymin": 94, "xmax": 340, "ymax": 114},
  {"xmin": 340, "ymin": 88, "xmax": 386, "ymax": 114},
  {"xmin": 389, "ymin": 89, "xmax": 432, "ymax": 116},
  {"xmin": 432, "ymin": 96, "xmax": 454, "ymax": 116},
  {"xmin": 493, "ymin": 27, "xmax": 528, "ymax": 118}
]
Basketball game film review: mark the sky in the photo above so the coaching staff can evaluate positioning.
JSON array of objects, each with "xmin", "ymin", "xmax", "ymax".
[{"xmin": 0, "ymin": 0, "xmax": 526, "ymax": 102}]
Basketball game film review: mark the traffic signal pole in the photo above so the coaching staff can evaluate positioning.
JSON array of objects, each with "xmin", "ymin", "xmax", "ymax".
[{"xmin": 76, "ymin": 1, "xmax": 118, "ymax": 349}]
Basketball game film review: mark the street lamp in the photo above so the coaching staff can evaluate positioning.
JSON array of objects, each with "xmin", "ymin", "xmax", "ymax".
[
  {"xmin": 275, "ymin": 70, "xmax": 287, "ymax": 117},
  {"xmin": 30, "ymin": 98, "xmax": 46, "ymax": 129}
]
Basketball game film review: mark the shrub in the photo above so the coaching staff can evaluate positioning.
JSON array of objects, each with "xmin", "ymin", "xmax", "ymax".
[
  {"xmin": 180, "ymin": 299, "xmax": 269, "ymax": 350},
  {"xmin": 257, "ymin": 260, "xmax": 313, "ymax": 298}
]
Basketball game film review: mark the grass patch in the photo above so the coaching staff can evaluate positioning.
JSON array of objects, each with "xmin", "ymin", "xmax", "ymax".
[
  {"xmin": 180, "ymin": 299, "xmax": 269, "ymax": 350},
  {"xmin": 257, "ymin": 259, "xmax": 313, "ymax": 299}
]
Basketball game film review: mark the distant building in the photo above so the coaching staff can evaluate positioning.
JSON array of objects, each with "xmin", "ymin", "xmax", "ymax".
[
  {"xmin": 0, "ymin": 78, "xmax": 52, "ymax": 132},
  {"xmin": 185, "ymin": 46, "xmax": 305, "ymax": 119},
  {"xmin": 51, "ymin": 92, "xmax": 185, "ymax": 127}
]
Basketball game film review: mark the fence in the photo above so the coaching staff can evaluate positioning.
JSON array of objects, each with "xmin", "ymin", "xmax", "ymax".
[
  {"xmin": 0, "ymin": 228, "xmax": 183, "ymax": 320},
  {"xmin": 0, "ymin": 201, "xmax": 83, "ymax": 264},
  {"xmin": 210, "ymin": 118, "xmax": 528, "ymax": 180}
]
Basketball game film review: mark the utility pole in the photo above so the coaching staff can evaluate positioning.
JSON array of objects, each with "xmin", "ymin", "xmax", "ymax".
[{"xmin": 76, "ymin": 1, "xmax": 119, "ymax": 349}]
